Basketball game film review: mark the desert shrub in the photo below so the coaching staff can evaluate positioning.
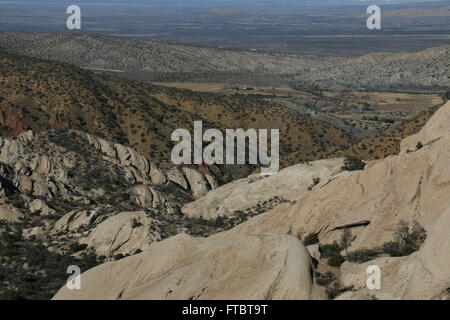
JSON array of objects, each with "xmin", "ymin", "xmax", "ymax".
[
  {"xmin": 114, "ymin": 253, "xmax": 125, "ymax": 260},
  {"xmin": 131, "ymin": 219, "xmax": 143, "ymax": 228},
  {"xmin": 326, "ymin": 282, "xmax": 354, "ymax": 300},
  {"xmin": 303, "ymin": 232, "xmax": 319, "ymax": 246},
  {"xmin": 117, "ymin": 193, "xmax": 130, "ymax": 202},
  {"xmin": 320, "ymin": 241, "xmax": 340, "ymax": 258},
  {"xmin": 342, "ymin": 157, "xmax": 365, "ymax": 171},
  {"xmin": 346, "ymin": 220, "xmax": 426, "ymax": 262},
  {"xmin": 325, "ymin": 282, "xmax": 342, "ymax": 300},
  {"xmin": 381, "ymin": 241, "xmax": 415, "ymax": 257},
  {"xmin": 346, "ymin": 248, "xmax": 380, "ymax": 263},
  {"xmin": 69, "ymin": 243, "xmax": 88, "ymax": 253},
  {"xmin": 339, "ymin": 229, "xmax": 352, "ymax": 255},
  {"xmin": 315, "ymin": 271, "xmax": 336, "ymax": 287},
  {"xmin": 416, "ymin": 142, "xmax": 423, "ymax": 150},
  {"xmin": 327, "ymin": 254, "xmax": 345, "ymax": 267},
  {"xmin": 391, "ymin": 220, "xmax": 426, "ymax": 255},
  {"xmin": 316, "ymin": 277, "xmax": 333, "ymax": 287}
]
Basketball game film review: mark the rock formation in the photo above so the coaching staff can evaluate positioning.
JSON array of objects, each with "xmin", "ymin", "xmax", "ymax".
[
  {"xmin": 53, "ymin": 233, "xmax": 314, "ymax": 300},
  {"xmin": 51, "ymin": 101, "xmax": 450, "ymax": 300}
]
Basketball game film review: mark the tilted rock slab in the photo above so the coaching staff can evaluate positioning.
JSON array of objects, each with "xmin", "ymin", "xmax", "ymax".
[{"xmin": 53, "ymin": 233, "xmax": 313, "ymax": 300}]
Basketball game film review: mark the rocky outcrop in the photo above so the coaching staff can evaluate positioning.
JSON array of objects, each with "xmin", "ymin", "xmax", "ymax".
[
  {"xmin": 214, "ymin": 109, "xmax": 450, "ymax": 253},
  {"xmin": 50, "ymin": 101, "xmax": 450, "ymax": 300},
  {"xmin": 167, "ymin": 167, "xmax": 188, "ymax": 190},
  {"xmin": 0, "ymin": 129, "xmax": 215, "ymax": 206},
  {"xmin": 0, "ymin": 204, "xmax": 23, "ymax": 223},
  {"xmin": 52, "ymin": 210, "xmax": 97, "ymax": 234},
  {"xmin": 182, "ymin": 158, "xmax": 345, "ymax": 219},
  {"xmin": 82, "ymin": 211, "xmax": 161, "ymax": 257},
  {"xmin": 400, "ymin": 101, "xmax": 450, "ymax": 153},
  {"xmin": 131, "ymin": 185, "xmax": 166, "ymax": 208},
  {"xmin": 338, "ymin": 205, "xmax": 450, "ymax": 300},
  {"xmin": 53, "ymin": 233, "xmax": 314, "ymax": 300},
  {"xmin": 182, "ymin": 167, "xmax": 211, "ymax": 199},
  {"xmin": 29, "ymin": 199, "xmax": 55, "ymax": 216}
]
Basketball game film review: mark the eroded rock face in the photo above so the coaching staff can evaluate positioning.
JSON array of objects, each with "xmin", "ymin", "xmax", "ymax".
[
  {"xmin": 52, "ymin": 210, "xmax": 97, "ymax": 234},
  {"xmin": 214, "ymin": 133, "xmax": 450, "ymax": 254},
  {"xmin": 338, "ymin": 204, "xmax": 450, "ymax": 301},
  {"xmin": 7, "ymin": 99, "xmax": 450, "ymax": 300},
  {"xmin": 182, "ymin": 158, "xmax": 345, "ymax": 219},
  {"xmin": 82, "ymin": 211, "xmax": 161, "ymax": 257},
  {"xmin": 0, "ymin": 204, "xmax": 23, "ymax": 223},
  {"xmin": 182, "ymin": 167, "xmax": 210, "ymax": 199},
  {"xmin": 0, "ymin": 129, "xmax": 213, "ymax": 203},
  {"xmin": 0, "ymin": 129, "xmax": 228, "ymax": 269},
  {"xmin": 29, "ymin": 199, "xmax": 55, "ymax": 216},
  {"xmin": 53, "ymin": 233, "xmax": 314, "ymax": 300},
  {"xmin": 401, "ymin": 101, "xmax": 450, "ymax": 153}
]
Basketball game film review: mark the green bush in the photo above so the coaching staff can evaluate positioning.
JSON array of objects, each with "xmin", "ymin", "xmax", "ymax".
[
  {"xmin": 346, "ymin": 248, "xmax": 380, "ymax": 263},
  {"xmin": 342, "ymin": 157, "xmax": 365, "ymax": 171},
  {"xmin": 382, "ymin": 241, "xmax": 417, "ymax": 257},
  {"xmin": 303, "ymin": 232, "xmax": 319, "ymax": 246},
  {"xmin": 325, "ymin": 282, "xmax": 342, "ymax": 300},
  {"xmin": 131, "ymin": 219, "xmax": 143, "ymax": 228},
  {"xmin": 327, "ymin": 254, "xmax": 345, "ymax": 267},
  {"xmin": 114, "ymin": 253, "xmax": 125, "ymax": 260},
  {"xmin": 316, "ymin": 277, "xmax": 333, "ymax": 287},
  {"xmin": 69, "ymin": 243, "xmax": 88, "ymax": 253},
  {"xmin": 320, "ymin": 241, "xmax": 340, "ymax": 258},
  {"xmin": 346, "ymin": 220, "xmax": 426, "ymax": 263}
]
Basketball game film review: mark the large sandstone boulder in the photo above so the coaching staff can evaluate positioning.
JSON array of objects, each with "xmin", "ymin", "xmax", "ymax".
[
  {"xmin": 149, "ymin": 163, "xmax": 166, "ymax": 185},
  {"xmin": 29, "ymin": 199, "xmax": 55, "ymax": 216},
  {"xmin": 82, "ymin": 211, "xmax": 160, "ymax": 257},
  {"xmin": 131, "ymin": 185, "xmax": 166, "ymax": 208},
  {"xmin": 167, "ymin": 167, "xmax": 188, "ymax": 190},
  {"xmin": 53, "ymin": 233, "xmax": 313, "ymax": 300},
  {"xmin": 52, "ymin": 210, "xmax": 97, "ymax": 233},
  {"xmin": 182, "ymin": 167, "xmax": 210, "ymax": 199},
  {"xmin": 0, "ymin": 204, "xmax": 23, "ymax": 223}
]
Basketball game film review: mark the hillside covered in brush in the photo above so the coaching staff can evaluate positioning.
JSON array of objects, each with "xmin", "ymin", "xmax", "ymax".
[{"xmin": 0, "ymin": 50, "xmax": 354, "ymax": 180}]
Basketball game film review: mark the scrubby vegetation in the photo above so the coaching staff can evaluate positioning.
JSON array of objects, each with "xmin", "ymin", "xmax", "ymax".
[
  {"xmin": 0, "ymin": 49, "xmax": 354, "ymax": 177},
  {"xmin": 345, "ymin": 220, "xmax": 427, "ymax": 263},
  {"xmin": 302, "ymin": 232, "xmax": 319, "ymax": 246},
  {"xmin": 0, "ymin": 225, "xmax": 100, "ymax": 300},
  {"xmin": 341, "ymin": 157, "xmax": 366, "ymax": 171}
]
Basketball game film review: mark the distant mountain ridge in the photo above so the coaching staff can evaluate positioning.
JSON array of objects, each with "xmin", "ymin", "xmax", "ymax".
[{"xmin": 0, "ymin": 32, "xmax": 448, "ymax": 92}]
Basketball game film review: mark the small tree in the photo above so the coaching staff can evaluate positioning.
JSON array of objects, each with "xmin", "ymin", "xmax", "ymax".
[
  {"xmin": 303, "ymin": 232, "xmax": 319, "ymax": 246},
  {"xmin": 340, "ymin": 229, "xmax": 353, "ymax": 255},
  {"xmin": 393, "ymin": 220, "xmax": 410, "ymax": 246},
  {"xmin": 416, "ymin": 142, "xmax": 423, "ymax": 150}
]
